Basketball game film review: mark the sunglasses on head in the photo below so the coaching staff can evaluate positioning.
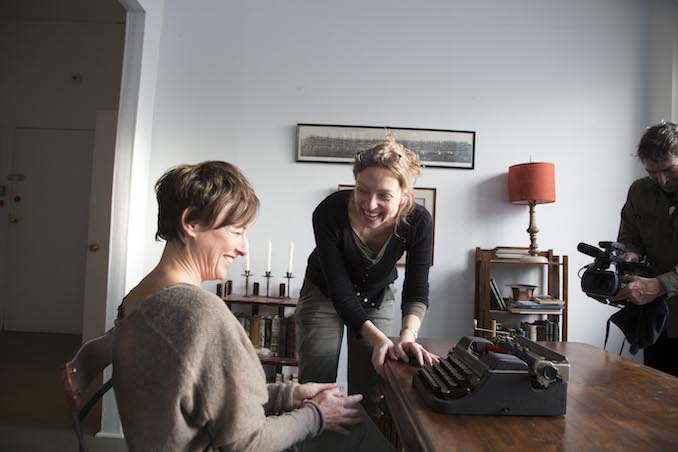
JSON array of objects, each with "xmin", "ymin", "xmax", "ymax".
[{"xmin": 356, "ymin": 150, "xmax": 401, "ymax": 166}]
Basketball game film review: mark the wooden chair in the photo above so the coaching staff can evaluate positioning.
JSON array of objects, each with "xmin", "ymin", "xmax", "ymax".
[{"xmin": 62, "ymin": 328, "xmax": 115, "ymax": 452}]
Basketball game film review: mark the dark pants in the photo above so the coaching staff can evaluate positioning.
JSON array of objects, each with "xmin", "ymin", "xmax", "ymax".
[
  {"xmin": 295, "ymin": 278, "xmax": 395, "ymax": 423},
  {"xmin": 644, "ymin": 330, "xmax": 678, "ymax": 377}
]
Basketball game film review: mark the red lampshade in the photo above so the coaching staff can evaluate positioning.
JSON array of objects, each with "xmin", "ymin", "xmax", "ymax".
[{"xmin": 508, "ymin": 162, "xmax": 556, "ymax": 205}]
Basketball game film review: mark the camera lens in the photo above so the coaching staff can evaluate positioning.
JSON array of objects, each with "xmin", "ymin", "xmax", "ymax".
[{"xmin": 581, "ymin": 270, "xmax": 620, "ymax": 297}]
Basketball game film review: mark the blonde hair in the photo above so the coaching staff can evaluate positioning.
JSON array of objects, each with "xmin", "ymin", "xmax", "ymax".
[{"xmin": 352, "ymin": 131, "xmax": 423, "ymax": 226}]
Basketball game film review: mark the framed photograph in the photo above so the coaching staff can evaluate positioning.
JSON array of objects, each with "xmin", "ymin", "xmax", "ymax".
[
  {"xmin": 298, "ymin": 124, "xmax": 475, "ymax": 169},
  {"xmin": 337, "ymin": 185, "xmax": 436, "ymax": 266}
]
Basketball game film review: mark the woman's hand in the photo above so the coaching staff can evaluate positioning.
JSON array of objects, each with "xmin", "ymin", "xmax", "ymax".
[
  {"xmin": 312, "ymin": 388, "xmax": 364, "ymax": 435},
  {"xmin": 361, "ymin": 321, "xmax": 398, "ymax": 377},
  {"xmin": 370, "ymin": 335, "xmax": 398, "ymax": 377},
  {"xmin": 395, "ymin": 333, "xmax": 439, "ymax": 367},
  {"xmin": 394, "ymin": 315, "xmax": 439, "ymax": 367},
  {"xmin": 293, "ymin": 382, "xmax": 337, "ymax": 409}
]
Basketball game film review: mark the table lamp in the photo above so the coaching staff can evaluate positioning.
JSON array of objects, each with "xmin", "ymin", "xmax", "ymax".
[{"xmin": 508, "ymin": 162, "xmax": 556, "ymax": 263}]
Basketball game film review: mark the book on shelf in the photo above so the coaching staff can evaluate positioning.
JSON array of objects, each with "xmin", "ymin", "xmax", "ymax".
[
  {"xmin": 520, "ymin": 320, "xmax": 560, "ymax": 341},
  {"xmin": 241, "ymin": 313, "xmax": 297, "ymax": 359},
  {"xmin": 532, "ymin": 294, "xmax": 565, "ymax": 305},
  {"xmin": 488, "ymin": 291, "xmax": 502, "ymax": 310},
  {"xmin": 489, "ymin": 279, "xmax": 507, "ymax": 310},
  {"xmin": 494, "ymin": 248, "xmax": 531, "ymax": 259},
  {"xmin": 507, "ymin": 299, "xmax": 562, "ymax": 309},
  {"xmin": 509, "ymin": 308, "xmax": 563, "ymax": 315},
  {"xmin": 506, "ymin": 299, "xmax": 562, "ymax": 314},
  {"xmin": 488, "ymin": 278, "xmax": 502, "ymax": 310}
]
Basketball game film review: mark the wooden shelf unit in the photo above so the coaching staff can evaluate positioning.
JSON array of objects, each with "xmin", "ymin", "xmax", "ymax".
[
  {"xmin": 223, "ymin": 294, "xmax": 298, "ymax": 369},
  {"xmin": 474, "ymin": 247, "xmax": 568, "ymax": 341}
]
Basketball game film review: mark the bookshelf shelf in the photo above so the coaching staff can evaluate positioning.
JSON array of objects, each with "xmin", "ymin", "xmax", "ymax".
[
  {"xmin": 259, "ymin": 356, "xmax": 299, "ymax": 366},
  {"xmin": 488, "ymin": 259, "xmax": 564, "ymax": 266},
  {"xmin": 222, "ymin": 293, "xmax": 298, "ymax": 374},
  {"xmin": 492, "ymin": 309, "xmax": 564, "ymax": 315},
  {"xmin": 223, "ymin": 294, "xmax": 298, "ymax": 309},
  {"xmin": 474, "ymin": 247, "xmax": 568, "ymax": 341}
]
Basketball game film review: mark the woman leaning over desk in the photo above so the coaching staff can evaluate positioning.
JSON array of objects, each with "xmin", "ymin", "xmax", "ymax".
[
  {"xmin": 112, "ymin": 161, "xmax": 394, "ymax": 451},
  {"xmin": 296, "ymin": 133, "xmax": 439, "ymax": 422}
]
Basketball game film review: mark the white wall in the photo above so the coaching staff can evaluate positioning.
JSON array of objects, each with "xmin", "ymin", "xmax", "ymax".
[
  {"xmin": 124, "ymin": 0, "xmax": 678, "ymax": 360},
  {"xmin": 646, "ymin": 0, "xmax": 678, "ymax": 124}
]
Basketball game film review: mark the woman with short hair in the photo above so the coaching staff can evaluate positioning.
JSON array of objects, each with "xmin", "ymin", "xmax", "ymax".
[{"xmin": 113, "ymin": 161, "xmax": 393, "ymax": 451}]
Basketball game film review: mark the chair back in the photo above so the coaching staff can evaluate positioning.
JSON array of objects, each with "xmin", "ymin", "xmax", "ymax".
[{"xmin": 62, "ymin": 328, "xmax": 115, "ymax": 452}]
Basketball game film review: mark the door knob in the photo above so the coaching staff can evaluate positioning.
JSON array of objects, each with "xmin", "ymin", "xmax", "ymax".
[
  {"xmin": 89, "ymin": 243, "xmax": 100, "ymax": 252},
  {"xmin": 8, "ymin": 216, "xmax": 19, "ymax": 223}
]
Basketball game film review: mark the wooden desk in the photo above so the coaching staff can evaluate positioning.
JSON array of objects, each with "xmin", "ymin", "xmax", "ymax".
[{"xmin": 381, "ymin": 339, "xmax": 678, "ymax": 451}]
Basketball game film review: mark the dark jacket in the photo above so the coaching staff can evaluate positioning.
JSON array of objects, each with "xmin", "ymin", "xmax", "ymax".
[
  {"xmin": 304, "ymin": 190, "xmax": 433, "ymax": 333},
  {"xmin": 618, "ymin": 177, "xmax": 678, "ymax": 337}
]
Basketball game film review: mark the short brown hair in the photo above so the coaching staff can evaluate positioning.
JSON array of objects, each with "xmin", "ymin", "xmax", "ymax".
[{"xmin": 155, "ymin": 161, "xmax": 259, "ymax": 243}]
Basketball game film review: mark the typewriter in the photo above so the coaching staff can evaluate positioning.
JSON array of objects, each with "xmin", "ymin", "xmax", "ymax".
[{"xmin": 413, "ymin": 335, "xmax": 569, "ymax": 416}]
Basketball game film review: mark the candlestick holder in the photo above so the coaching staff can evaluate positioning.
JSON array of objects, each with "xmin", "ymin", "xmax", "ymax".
[
  {"xmin": 284, "ymin": 272, "xmax": 295, "ymax": 298},
  {"xmin": 242, "ymin": 270, "xmax": 252, "ymax": 296},
  {"xmin": 262, "ymin": 271, "xmax": 272, "ymax": 297}
]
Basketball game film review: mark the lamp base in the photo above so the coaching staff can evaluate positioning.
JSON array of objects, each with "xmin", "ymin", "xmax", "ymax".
[{"xmin": 520, "ymin": 254, "xmax": 549, "ymax": 263}]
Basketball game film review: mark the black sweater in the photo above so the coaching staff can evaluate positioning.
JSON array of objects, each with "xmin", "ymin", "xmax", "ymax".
[{"xmin": 304, "ymin": 190, "xmax": 433, "ymax": 333}]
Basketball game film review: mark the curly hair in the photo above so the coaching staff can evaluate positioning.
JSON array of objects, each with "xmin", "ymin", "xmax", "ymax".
[{"xmin": 352, "ymin": 131, "xmax": 423, "ymax": 226}]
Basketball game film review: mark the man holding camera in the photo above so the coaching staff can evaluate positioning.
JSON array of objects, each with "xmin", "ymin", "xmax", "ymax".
[{"xmin": 612, "ymin": 121, "xmax": 678, "ymax": 376}]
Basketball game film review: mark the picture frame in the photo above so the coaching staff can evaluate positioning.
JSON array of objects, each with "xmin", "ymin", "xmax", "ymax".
[
  {"xmin": 337, "ymin": 185, "xmax": 436, "ymax": 266},
  {"xmin": 298, "ymin": 123, "xmax": 475, "ymax": 169}
]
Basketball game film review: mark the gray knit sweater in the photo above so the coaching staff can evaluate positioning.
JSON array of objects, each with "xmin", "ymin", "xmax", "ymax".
[{"xmin": 113, "ymin": 284, "xmax": 323, "ymax": 451}]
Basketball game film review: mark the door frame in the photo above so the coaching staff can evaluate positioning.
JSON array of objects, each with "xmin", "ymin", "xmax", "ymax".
[{"xmin": 98, "ymin": 0, "xmax": 165, "ymax": 438}]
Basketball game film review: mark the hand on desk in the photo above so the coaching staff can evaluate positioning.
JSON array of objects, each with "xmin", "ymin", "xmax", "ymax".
[
  {"xmin": 360, "ymin": 320, "xmax": 439, "ymax": 377},
  {"xmin": 395, "ymin": 337, "xmax": 439, "ymax": 367},
  {"xmin": 369, "ymin": 335, "xmax": 440, "ymax": 378},
  {"xmin": 370, "ymin": 336, "xmax": 398, "ymax": 378},
  {"xmin": 394, "ymin": 314, "xmax": 439, "ymax": 367}
]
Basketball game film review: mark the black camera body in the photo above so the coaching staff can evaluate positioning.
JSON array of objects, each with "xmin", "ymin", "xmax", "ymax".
[{"xmin": 578, "ymin": 241, "xmax": 655, "ymax": 308}]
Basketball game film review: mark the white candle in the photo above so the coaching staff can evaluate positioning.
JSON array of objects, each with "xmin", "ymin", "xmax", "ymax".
[
  {"xmin": 287, "ymin": 241, "xmax": 294, "ymax": 274},
  {"xmin": 267, "ymin": 240, "xmax": 272, "ymax": 273},
  {"xmin": 245, "ymin": 243, "xmax": 251, "ymax": 272}
]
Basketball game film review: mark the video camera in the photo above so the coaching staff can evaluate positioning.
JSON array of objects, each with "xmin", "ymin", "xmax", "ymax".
[{"xmin": 577, "ymin": 241, "xmax": 655, "ymax": 308}]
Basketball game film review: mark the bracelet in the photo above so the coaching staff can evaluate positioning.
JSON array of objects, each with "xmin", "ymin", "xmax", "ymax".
[{"xmin": 401, "ymin": 326, "xmax": 418, "ymax": 340}]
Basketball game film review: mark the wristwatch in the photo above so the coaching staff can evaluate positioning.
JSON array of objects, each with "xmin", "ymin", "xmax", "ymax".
[{"xmin": 401, "ymin": 326, "xmax": 418, "ymax": 340}]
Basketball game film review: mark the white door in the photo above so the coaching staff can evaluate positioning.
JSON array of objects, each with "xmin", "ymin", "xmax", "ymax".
[{"xmin": 5, "ymin": 128, "xmax": 94, "ymax": 334}]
